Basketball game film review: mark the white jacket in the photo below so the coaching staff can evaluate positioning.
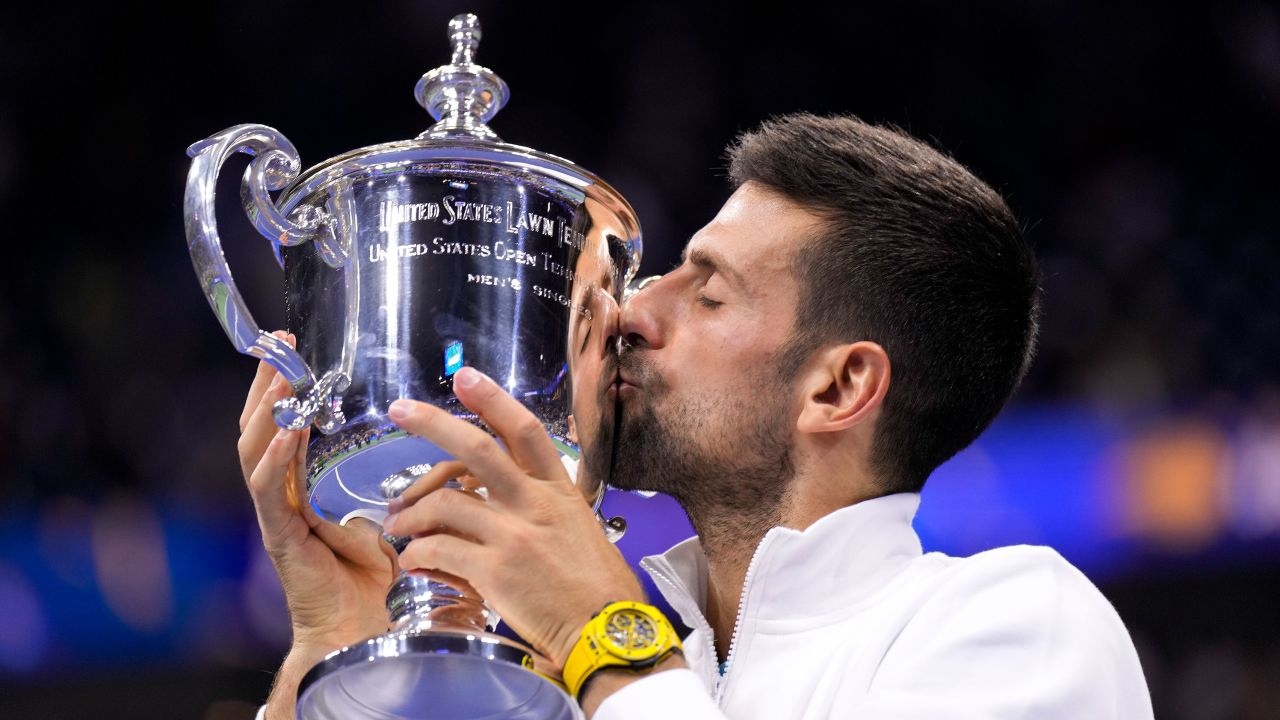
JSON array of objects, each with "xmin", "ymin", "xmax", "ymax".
[{"xmin": 595, "ymin": 493, "xmax": 1153, "ymax": 719}]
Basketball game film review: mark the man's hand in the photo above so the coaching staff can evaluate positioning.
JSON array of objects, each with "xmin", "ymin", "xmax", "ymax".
[
  {"xmin": 383, "ymin": 366, "xmax": 646, "ymax": 671},
  {"xmin": 238, "ymin": 332, "xmax": 398, "ymax": 717}
]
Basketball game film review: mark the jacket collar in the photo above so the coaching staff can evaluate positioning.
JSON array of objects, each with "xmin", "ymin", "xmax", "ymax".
[{"xmin": 640, "ymin": 493, "xmax": 923, "ymax": 629}]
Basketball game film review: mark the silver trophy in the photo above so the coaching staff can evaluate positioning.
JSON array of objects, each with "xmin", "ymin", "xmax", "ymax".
[{"xmin": 183, "ymin": 14, "xmax": 640, "ymax": 719}]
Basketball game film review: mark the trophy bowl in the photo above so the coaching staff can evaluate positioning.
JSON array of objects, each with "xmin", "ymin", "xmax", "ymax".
[{"xmin": 183, "ymin": 14, "xmax": 640, "ymax": 719}]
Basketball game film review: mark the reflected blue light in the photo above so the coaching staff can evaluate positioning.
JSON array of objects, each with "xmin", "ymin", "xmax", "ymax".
[{"xmin": 444, "ymin": 341, "xmax": 464, "ymax": 376}]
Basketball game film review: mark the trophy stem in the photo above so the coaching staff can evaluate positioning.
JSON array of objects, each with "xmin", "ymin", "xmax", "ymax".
[
  {"xmin": 296, "ymin": 463, "xmax": 576, "ymax": 718},
  {"xmin": 380, "ymin": 469, "xmax": 502, "ymax": 636},
  {"xmin": 385, "ymin": 570, "xmax": 497, "ymax": 634}
]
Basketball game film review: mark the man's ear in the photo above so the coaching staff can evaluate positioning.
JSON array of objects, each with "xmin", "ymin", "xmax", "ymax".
[{"xmin": 795, "ymin": 341, "xmax": 890, "ymax": 434}]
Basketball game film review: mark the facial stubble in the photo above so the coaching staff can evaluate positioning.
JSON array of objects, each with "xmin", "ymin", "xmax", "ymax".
[{"xmin": 608, "ymin": 351, "xmax": 796, "ymax": 550}]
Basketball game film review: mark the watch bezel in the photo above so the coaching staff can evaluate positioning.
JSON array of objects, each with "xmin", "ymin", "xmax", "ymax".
[
  {"xmin": 564, "ymin": 601, "xmax": 684, "ymax": 699},
  {"xmin": 594, "ymin": 606, "xmax": 665, "ymax": 663}
]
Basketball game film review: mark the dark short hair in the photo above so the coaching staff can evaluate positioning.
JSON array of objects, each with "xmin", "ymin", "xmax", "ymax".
[{"xmin": 727, "ymin": 113, "xmax": 1041, "ymax": 494}]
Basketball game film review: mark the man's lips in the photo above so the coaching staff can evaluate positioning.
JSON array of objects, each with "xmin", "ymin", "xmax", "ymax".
[{"xmin": 613, "ymin": 368, "xmax": 639, "ymax": 400}]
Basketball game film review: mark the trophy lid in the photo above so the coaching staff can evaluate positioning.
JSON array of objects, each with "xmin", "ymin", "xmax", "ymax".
[
  {"xmin": 276, "ymin": 13, "xmax": 641, "ymax": 279},
  {"xmin": 414, "ymin": 14, "xmax": 509, "ymax": 141}
]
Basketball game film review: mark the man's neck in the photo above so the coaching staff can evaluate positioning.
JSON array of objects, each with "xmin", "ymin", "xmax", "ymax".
[
  {"xmin": 686, "ymin": 501, "xmax": 782, "ymax": 664},
  {"xmin": 687, "ymin": 478, "xmax": 879, "ymax": 664}
]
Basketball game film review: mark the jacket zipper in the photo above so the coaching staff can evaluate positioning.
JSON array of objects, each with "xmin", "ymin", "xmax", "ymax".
[
  {"xmin": 640, "ymin": 532, "xmax": 776, "ymax": 704},
  {"xmin": 642, "ymin": 559, "xmax": 720, "ymax": 693},
  {"xmin": 714, "ymin": 534, "xmax": 773, "ymax": 703}
]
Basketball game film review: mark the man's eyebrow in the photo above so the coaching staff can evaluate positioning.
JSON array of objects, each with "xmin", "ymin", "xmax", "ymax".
[{"xmin": 681, "ymin": 246, "xmax": 747, "ymax": 288}]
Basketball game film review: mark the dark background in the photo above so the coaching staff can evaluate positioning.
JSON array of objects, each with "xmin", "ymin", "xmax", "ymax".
[{"xmin": 2, "ymin": 1, "xmax": 1278, "ymax": 718}]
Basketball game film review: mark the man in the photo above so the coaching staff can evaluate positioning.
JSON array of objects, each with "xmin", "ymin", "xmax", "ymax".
[{"xmin": 240, "ymin": 113, "xmax": 1153, "ymax": 718}]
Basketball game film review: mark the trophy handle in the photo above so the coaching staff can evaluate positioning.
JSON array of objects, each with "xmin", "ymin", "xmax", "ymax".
[{"xmin": 183, "ymin": 123, "xmax": 349, "ymax": 433}]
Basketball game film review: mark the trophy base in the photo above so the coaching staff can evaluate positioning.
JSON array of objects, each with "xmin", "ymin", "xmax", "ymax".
[{"xmin": 296, "ymin": 627, "xmax": 578, "ymax": 719}]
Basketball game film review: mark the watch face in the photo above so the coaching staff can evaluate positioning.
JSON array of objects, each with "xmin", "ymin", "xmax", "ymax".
[{"xmin": 602, "ymin": 608, "xmax": 659, "ymax": 658}]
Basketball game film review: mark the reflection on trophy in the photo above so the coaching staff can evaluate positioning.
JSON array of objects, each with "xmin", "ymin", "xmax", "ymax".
[{"xmin": 183, "ymin": 14, "xmax": 641, "ymax": 719}]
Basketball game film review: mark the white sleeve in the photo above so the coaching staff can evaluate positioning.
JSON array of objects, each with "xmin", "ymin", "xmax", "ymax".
[
  {"xmin": 856, "ymin": 547, "xmax": 1154, "ymax": 719},
  {"xmin": 255, "ymin": 705, "xmax": 266, "ymax": 720},
  {"xmin": 592, "ymin": 668, "xmax": 726, "ymax": 720}
]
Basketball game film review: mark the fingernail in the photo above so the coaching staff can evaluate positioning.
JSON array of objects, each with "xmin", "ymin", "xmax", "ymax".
[
  {"xmin": 455, "ymin": 367, "xmax": 487, "ymax": 389},
  {"xmin": 269, "ymin": 375, "xmax": 282, "ymax": 389},
  {"xmin": 382, "ymin": 512, "xmax": 399, "ymax": 531},
  {"xmin": 388, "ymin": 399, "xmax": 414, "ymax": 420},
  {"xmin": 387, "ymin": 497, "xmax": 405, "ymax": 515}
]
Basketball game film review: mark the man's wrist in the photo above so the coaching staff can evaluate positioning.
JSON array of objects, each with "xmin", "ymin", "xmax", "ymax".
[
  {"xmin": 264, "ymin": 644, "xmax": 328, "ymax": 720},
  {"xmin": 578, "ymin": 652, "xmax": 688, "ymax": 718},
  {"xmin": 552, "ymin": 593, "xmax": 650, "ymax": 669},
  {"xmin": 562, "ymin": 600, "xmax": 682, "ymax": 699}
]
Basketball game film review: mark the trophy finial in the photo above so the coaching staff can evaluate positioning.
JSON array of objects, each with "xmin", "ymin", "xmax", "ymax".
[
  {"xmin": 415, "ymin": 13, "xmax": 509, "ymax": 141},
  {"xmin": 449, "ymin": 13, "xmax": 481, "ymax": 65}
]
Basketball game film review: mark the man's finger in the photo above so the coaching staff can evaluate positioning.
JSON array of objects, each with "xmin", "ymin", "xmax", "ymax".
[
  {"xmin": 240, "ymin": 360, "xmax": 277, "ymax": 433},
  {"xmin": 238, "ymin": 374, "xmax": 295, "ymax": 481},
  {"xmin": 285, "ymin": 426, "xmax": 313, "ymax": 519},
  {"xmin": 247, "ymin": 428, "xmax": 309, "ymax": 550},
  {"xmin": 388, "ymin": 400, "xmax": 527, "ymax": 502},
  {"xmin": 399, "ymin": 533, "xmax": 486, "ymax": 581},
  {"xmin": 450, "ymin": 367, "xmax": 568, "ymax": 482},
  {"xmin": 288, "ymin": 430, "xmax": 394, "ymax": 569},
  {"xmin": 387, "ymin": 460, "xmax": 470, "ymax": 514},
  {"xmin": 313, "ymin": 516, "xmax": 398, "ymax": 572},
  {"xmin": 239, "ymin": 331, "xmax": 294, "ymax": 432},
  {"xmin": 384, "ymin": 487, "xmax": 495, "ymax": 541}
]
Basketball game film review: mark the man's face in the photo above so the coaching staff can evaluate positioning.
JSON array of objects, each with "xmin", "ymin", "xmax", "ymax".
[
  {"xmin": 609, "ymin": 183, "xmax": 823, "ymax": 526},
  {"xmin": 566, "ymin": 228, "xmax": 623, "ymax": 501}
]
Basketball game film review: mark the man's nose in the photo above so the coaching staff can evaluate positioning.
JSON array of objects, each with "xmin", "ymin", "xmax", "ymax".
[{"xmin": 620, "ymin": 275, "xmax": 668, "ymax": 350}]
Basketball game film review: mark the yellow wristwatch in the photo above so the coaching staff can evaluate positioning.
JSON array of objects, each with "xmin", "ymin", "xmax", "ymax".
[{"xmin": 562, "ymin": 601, "xmax": 683, "ymax": 699}]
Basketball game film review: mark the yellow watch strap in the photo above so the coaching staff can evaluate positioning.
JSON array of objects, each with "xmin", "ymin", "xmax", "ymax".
[
  {"xmin": 521, "ymin": 654, "xmax": 570, "ymax": 693},
  {"xmin": 563, "ymin": 601, "xmax": 683, "ymax": 699}
]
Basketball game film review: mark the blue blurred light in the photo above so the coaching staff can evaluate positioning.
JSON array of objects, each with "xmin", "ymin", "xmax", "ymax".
[
  {"xmin": 4, "ymin": 404, "xmax": 1278, "ymax": 672},
  {"xmin": 0, "ymin": 562, "xmax": 47, "ymax": 672}
]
